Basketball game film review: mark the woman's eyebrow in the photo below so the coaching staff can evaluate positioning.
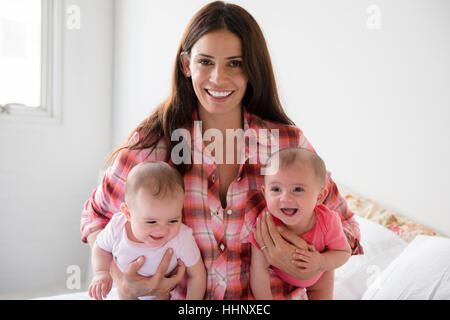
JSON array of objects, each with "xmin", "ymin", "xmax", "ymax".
[{"xmin": 197, "ymin": 53, "xmax": 243, "ymax": 60}]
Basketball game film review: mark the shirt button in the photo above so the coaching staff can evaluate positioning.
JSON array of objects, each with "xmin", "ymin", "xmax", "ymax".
[
  {"xmin": 219, "ymin": 243, "xmax": 225, "ymax": 251},
  {"xmin": 211, "ymin": 175, "xmax": 216, "ymax": 183},
  {"xmin": 226, "ymin": 209, "xmax": 232, "ymax": 215}
]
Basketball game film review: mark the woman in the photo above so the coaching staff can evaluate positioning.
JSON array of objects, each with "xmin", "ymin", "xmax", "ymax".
[{"xmin": 81, "ymin": 1, "xmax": 363, "ymax": 300}]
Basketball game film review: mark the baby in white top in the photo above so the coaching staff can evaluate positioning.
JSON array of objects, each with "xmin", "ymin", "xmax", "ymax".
[{"xmin": 88, "ymin": 161, "xmax": 206, "ymax": 300}]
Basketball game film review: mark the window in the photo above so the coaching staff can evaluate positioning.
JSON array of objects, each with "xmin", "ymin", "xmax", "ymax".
[{"xmin": 0, "ymin": 0, "xmax": 62, "ymax": 123}]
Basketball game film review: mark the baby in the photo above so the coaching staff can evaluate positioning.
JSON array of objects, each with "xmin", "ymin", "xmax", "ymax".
[
  {"xmin": 249, "ymin": 147, "xmax": 351, "ymax": 300},
  {"xmin": 88, "ymin": 161, "xmax": 206, "ymax": 300}
]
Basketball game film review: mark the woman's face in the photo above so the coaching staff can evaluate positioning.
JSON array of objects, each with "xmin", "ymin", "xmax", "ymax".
[{"xmin": 182, "ymin": 29, "xmax": 248, "ymax": 118}]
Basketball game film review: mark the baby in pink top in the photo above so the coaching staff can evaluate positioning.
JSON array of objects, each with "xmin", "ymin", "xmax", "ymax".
[
  {"xmin": 249, "ymin": 147, "xmax": 351, "ymax": 300},
  {"xmin": 88, "ymin": 161, "xmax": 206, "ymax": 300}
]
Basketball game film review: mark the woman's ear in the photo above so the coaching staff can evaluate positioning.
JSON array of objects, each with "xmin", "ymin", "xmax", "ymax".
[
  {"xmin": 120, "ymin": 202, "xmax": 131, "ymax": 220},
  {"xmin": 316, "ymin": 187, "xmax": 329, "ymax": 205},
  {"xmin": 261, "ymin": 185, "xmax": 266, "ymax": 197},
  {"xmin": 180, "ymin": 52, "xmax": 191, "ymax": 77}
]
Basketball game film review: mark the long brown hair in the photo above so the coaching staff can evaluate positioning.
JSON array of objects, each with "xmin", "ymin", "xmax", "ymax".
[{"xmin": 107, "ymin": 1, "xmax": 294, "ymax": 174}]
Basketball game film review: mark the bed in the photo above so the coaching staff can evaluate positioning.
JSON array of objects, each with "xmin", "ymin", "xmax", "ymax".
[{"xmin": 38, "ymin": 186, "xmax": 450, "ymax": 300}]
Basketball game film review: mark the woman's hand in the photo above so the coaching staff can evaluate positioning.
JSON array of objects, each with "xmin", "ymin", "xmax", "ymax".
[
  {"xmin": 253, "ymin": 211, "xmax": 320, "ymax": 280},
  {"xmin": 110, "ymin": 248, "xmax": 186, "ymax": 299}
]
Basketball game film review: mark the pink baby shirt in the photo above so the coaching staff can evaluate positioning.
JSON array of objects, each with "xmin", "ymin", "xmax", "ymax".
[
  {"xmin": 249, "ymin": 204, "xmax": 348, "ymax": 288},
  {"xmin": 96, "ymin": 212, "xmax": 201, "ymax": 298}
]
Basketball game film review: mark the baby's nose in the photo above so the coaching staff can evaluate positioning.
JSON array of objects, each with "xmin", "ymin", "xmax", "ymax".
[
  {"xmin": 280, "ymin": 191, "xmax": 292, "ymax": 202},
  {"xmin": 156, "ymin": 225, "xmax": 168, "ymax": 234}
]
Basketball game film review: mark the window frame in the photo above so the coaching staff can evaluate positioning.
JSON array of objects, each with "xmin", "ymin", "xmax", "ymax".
[{"xmin": 0, "ymin": 0, "xmax": 63, "ymax": 124}]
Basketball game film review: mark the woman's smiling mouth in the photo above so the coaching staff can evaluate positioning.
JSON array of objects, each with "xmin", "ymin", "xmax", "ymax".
[{"xmin": 205, "ymin": 89, "xmax": 234, "ymax": 99}]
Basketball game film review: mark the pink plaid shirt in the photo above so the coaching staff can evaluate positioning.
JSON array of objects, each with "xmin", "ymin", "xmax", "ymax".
[{"xmin": 81, "ymin": 108, "xmax": 363, "ymax": 300}]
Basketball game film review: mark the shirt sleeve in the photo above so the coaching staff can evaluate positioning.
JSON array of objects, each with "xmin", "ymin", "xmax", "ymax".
[
  {"xmin": 322, "ymin": 208, "xmax": 349, "ymax": 251},
  {"xmin": 95, "ymin": 212, "xmax": 123, "ymax": 252},
  {"xmin": 80, "ymin": 132, "xmax": 167, "ymax": 243},
  {"xmin": 298, "ymin": 131, "xmax": 364, "ymax": 255},
  {"xmin": 176, "ymin": 225, "xmax": 202, "ymax": 267}
]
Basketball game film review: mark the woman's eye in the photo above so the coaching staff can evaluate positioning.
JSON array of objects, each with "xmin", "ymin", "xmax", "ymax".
[
  {"xmin": 270, "ymin": 187, "xmax": 280, "ymax": 192},
  {"xmin": 229, "ymin": 60, "xmax": 242, "ymax": 68},
  {"xmin": 294, "ymin": 187, "xmax": 304, "ymax": 192},
  {"xmin": 199, "ymin": 59, "xmax": 212, "ymax": 65}
]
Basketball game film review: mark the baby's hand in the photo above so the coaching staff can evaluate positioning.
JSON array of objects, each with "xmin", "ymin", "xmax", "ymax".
[
  {"xmin": 293, "ymin": 244, "xmax": 324, "ymax": 274},
  {"xmin": 89, "ymin": 271, "xmax": 113, "ymax": 300}
]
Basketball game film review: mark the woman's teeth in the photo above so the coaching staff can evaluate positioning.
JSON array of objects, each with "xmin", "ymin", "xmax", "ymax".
[
  {"xmin": 280, "ymin": 208, "xmax": 298, "ymax": 216},
  {"xmin": 206, "ymin": 89, "xmax": 233, "ymax": 98}
]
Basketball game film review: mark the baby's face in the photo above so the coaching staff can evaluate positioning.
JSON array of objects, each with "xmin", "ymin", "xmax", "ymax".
[
  {"xmin": 263, "ymin": 164, "xmax": 325, "ymax": 232},
  {"xmin": 128, "ymin": 189, "xmax": 184, "ymax": 247}
]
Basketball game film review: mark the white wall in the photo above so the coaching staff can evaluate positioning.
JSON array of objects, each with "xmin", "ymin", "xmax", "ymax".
[
  {"xmin": 113, "ymin": 0, "xmax": 450, "ymax": 236},
  {"xmin": 0, "ymin": 0, "xmax": 114, "ymax": 298}
]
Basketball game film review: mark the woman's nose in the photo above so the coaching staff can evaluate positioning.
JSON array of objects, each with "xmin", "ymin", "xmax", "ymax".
[{"xmin": 210, "ymin": 64, "xmax": 227, "ymax": 83}]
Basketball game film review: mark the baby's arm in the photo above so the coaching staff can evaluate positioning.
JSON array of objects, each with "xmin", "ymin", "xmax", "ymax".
[
  {"xmin": 294, "ymin": 242, "xmax": 351, "ymax": 274},
  {"xmin": 303, "ymin": 244, "xmax": 351, "ymax": 300},
  {"xmin": 319, "ymin": 242, "xmax": 352, "ymax": 271},
  {"xmin": 88, "ymin": 242, "xmax": 113, "ymax": 300},
  {"xmin": 185, "ymin": 259, "xmax": 206, "ymax": 300},
  {"xmin": 250, "ymin": 245, "xmax": 273, "ymax": 300}
]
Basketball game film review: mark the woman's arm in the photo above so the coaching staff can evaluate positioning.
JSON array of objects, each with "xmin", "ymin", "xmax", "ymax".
[
  {"xmin": 185, "ymin": 259, "xmax": 206, "ymax": 300},
  {"xmin": 250, "ymin": 245, "xmax": 273, "ymax": 300},
  {"xmin": 322, "ymin": 173, "xmax": 363, "ymax": 255},
  {"xmin": 87, "ymin": 230, "xmax": 102, "ymax": 248}
]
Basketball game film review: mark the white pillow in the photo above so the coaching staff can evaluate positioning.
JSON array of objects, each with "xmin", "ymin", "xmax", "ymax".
[
  {"xmin": 334, "ymin": 215, "xmax": 408, "ymax": 300},
  {"xmin": 362, "ymin": 235, "xmax": 450, "ymax": 300}
]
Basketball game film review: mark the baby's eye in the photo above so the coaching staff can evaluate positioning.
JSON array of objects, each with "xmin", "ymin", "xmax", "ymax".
[
  {"xmin": 169, "ymin": 219, "xmax": 179, "ymax": 224},
  {"xmin": 146, "ymin": 221, "xmax": 157, "ymax": 224},
  {"xmin": 293, "ymin": 187, "xmax": 304, "ymax": 192}
]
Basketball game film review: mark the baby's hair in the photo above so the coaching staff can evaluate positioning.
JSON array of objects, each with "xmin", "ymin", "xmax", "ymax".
[
  {"xmin": 124, "ymin": 161, "xmax": 185, "ymax": 205},
  {"xmin": 265, "ymin": 147, "xmax": 327, "ymax": 187}
]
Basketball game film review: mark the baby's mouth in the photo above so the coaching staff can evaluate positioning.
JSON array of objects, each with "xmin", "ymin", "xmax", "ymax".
[
  {"xmin": 280, "ymin": 208, "xmax": 298, "ymax": 216},
  {"xmin": 150, "ymin": 235, "xmax": 165, "ymax": 241}
]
